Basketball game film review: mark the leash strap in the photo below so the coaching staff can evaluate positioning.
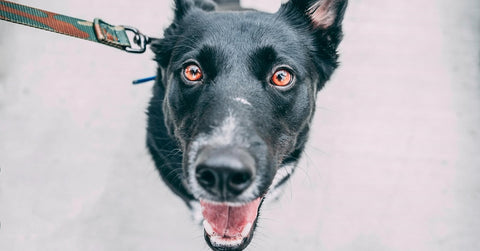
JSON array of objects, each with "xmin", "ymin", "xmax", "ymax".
[{"xmin": 0, "ymin": 0, "xmax": 151, "ymax": 53}]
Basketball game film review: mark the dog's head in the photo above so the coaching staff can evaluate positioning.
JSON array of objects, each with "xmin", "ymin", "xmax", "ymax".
[{"xmin": 147, "ymin": 0, "xmax": 347, "ymax": 250}]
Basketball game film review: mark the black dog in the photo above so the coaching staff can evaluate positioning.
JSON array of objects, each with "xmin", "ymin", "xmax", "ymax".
[{"xmin": 147, "ymin": 0, "xmax": 347, "ymax": 250}]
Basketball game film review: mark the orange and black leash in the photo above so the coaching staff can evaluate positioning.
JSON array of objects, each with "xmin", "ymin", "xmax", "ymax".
[
  {"xmin": 0, "ymin": 0, "xmax": 159, "ymax": 83},
  {"xmin": 0, "ymin": 0, "xmax": 156, "ymax": 54}
]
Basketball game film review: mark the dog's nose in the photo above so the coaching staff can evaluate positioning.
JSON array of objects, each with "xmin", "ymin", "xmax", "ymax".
[{"xmin": 195, "ymin": 148, "xmax": 255, "ymax": 200}]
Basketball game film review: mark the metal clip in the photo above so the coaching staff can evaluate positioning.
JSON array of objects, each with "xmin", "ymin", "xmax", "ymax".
[
  {"xmin": 122, "ymin": 25, "xmax": 151, "ymax": 54},
  {"xmin": 94, "ymin": 18, "xmax": 131, "ymax": 49}
]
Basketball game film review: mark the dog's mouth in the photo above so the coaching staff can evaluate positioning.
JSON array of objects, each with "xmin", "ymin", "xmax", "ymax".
[{"xmin": 200, "ymin": 197, "xmax": 262, "ymax": 250}]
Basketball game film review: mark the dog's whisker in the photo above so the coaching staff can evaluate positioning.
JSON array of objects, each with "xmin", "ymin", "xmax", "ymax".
[
  {"xmin": 163, "ymin": 168, "xmax": 184, "ymax": 182},
  {"xmin": 153, "ymin": 148, "xmax": 183, "ymax": 158}
]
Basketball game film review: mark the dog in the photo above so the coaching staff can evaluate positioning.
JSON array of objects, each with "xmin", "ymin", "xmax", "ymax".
[{"xmin": 146, "ymin": 0, "xmax": 347, "ymax": 250}]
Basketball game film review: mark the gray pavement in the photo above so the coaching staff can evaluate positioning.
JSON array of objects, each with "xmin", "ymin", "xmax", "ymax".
[{"xmin": 1, "ymin": 0, "xmax": 479, "ymax": 250}]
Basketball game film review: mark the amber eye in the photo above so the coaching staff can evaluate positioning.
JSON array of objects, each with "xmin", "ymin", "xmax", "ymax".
[
  {"xmin": 271, "ymin": 69, "xmax": 293, "ymax": 87},
  {"xmin": 183, "ymin": 64, "xmax": 203, "ymax": 82}
]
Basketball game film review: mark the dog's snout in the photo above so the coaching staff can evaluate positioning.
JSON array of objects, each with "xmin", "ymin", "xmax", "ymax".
[
  {"xmin": 195, "ymin": 148, "xmax": 255, "ymax": 200},
  {"xmin": 196, "ymin": 165, "xmax": 253, "ymax": 196}
]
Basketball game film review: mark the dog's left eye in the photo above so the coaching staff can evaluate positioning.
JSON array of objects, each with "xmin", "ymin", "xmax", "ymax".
[
  {"xmin": 183, "ymin": 64, "xmax": 203, "ymax": 82},
  {"xmin": 271, "ymin": 69, "xmax": 294, "ymax": 87}
]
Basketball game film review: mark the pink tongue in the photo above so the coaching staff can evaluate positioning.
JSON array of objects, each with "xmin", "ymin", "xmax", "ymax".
[{"xmin": 200, "ymin": 198, "xmax": 261, "ymax": 237}]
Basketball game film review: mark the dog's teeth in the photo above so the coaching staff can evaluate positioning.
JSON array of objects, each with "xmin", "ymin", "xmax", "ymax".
[
  {"xmin": 203, "ymin": 220, "xmax": 215, "ymax": 235},
  {"xmin": 210, "ymin": 235, "xmax": 243, "ymax": 247},
  {"xmin": 241, "ymin": 223, "xmax": 252, "ymax": 237}
]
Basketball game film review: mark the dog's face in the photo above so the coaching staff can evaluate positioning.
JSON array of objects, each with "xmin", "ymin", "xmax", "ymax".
[{"xmin": 147, "ymin": 0, "xmax": 347, "ymax": 250}]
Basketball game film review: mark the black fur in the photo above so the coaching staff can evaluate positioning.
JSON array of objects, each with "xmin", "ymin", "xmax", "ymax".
[{"xmin": 147, "ymin": 0, "xmax": 347, "ymax": 250}]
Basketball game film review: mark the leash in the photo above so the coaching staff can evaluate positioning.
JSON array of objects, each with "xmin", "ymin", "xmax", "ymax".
[
  {"xmin": 0, "ymin": 0, "xmax": 159, "ymax": 83},
  {"xmin": 0, "ymin": 0, "xmax": 156, "ymax": 54}
]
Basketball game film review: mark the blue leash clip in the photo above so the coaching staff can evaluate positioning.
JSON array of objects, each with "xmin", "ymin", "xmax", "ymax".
[{"xmin": 132, "ymin": 76, "xmax": 156, "ymax": 85}]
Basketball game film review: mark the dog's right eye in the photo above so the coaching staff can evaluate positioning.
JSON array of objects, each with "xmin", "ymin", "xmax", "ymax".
[{"xmin": 183, "ymin": 64, "xmax": 203, "ymax": 83}]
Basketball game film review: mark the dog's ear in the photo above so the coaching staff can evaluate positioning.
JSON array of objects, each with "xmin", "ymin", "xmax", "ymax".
[
  {"xmin": 279, "ymin": 0, "xmax": 347, "ymax": 49},
  {"xmin": 279, "ymin": 0, "xmax": 348, "ymax": 89},
  {"xmin": 151, "ymin": 0, "xmax": 216, "ymax": 75},
  {"xmin": 306, "ymin": 0, "xmax": 347, "ymax": 29},
  {"xmin": 282, "ymin": 0, "xmax": 347, "ymax": 29},
  {"xmin": 174, "ymin": 0, "xmax": 216, "ymax": 20}
]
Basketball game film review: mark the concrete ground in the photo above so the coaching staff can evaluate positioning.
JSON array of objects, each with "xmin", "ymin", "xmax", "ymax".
[{"xmin": 1, "ymin": 0, "xmax": 479, "ymax": 250}]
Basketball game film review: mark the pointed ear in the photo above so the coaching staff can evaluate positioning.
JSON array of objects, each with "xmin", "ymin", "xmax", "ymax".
[
  {"xmin": 278, "ymin": 0, "xmax": 348, "ymax": 90},
  {"xmin": 151, "ymin": 0, "xmax": 216, "ymax": 69},
  {"xmin": 285, "ymin": 0, "xmax": 348, "ymax": 29},
  {"xmin": 173, "ymin": 0, "xmax": 216, "ymax": 21},
  {"xmin": 307, "ymin": 0, "xmax": 347, "ymax": 29}
]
